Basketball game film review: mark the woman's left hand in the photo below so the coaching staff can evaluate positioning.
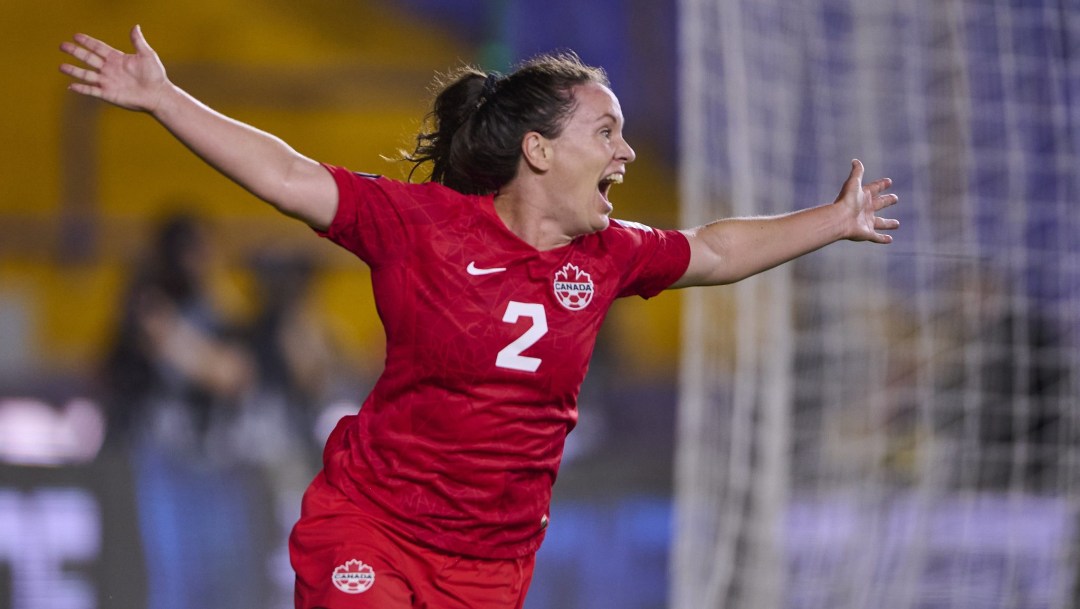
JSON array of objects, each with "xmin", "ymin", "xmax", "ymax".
[{"xmin": 835, "ymin": 159, "xmax": 900, "ymax": 244}]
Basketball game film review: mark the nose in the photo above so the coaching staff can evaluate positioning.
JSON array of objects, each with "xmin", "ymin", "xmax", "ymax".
[{"xmin": 618, "ymin": 137, "xmax": 636, "ymax": 164}]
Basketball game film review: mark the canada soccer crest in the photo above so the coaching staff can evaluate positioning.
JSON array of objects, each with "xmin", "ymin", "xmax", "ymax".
[
  {"xmin": 332, "ymin": 559, "xmax": 375, "ymax": 594},
  {"xmin": 553, "ymin": 263, "xmax": 595, "ymax": 311}
]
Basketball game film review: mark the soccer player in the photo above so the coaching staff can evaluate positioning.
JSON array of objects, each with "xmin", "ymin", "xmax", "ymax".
[{"xmin": 60, "ymin": 25, "xmax": 899, "ymax": 609}]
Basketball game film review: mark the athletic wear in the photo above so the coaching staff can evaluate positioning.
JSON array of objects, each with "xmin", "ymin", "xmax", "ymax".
[
  {"xmin": 291, "ymin": 471, "xmax": 534, "ymax": 609},
  {"xmin": 308, "ymin": 164, "xmax": 690, "ymax": 559}
]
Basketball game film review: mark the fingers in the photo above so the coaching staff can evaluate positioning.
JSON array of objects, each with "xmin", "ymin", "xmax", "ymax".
[
  {"xmin": 66, "ymin": 82, "xmax": 103, "ymax": 99},
  {"xmin": 849, "ymin": 158, "xmax": 864, "ymax": 180},
  {"xmin": 866, "ymin": 216, "xmax": 900, "ymax": 244},
  {"xmin": 60, "ymin": 30, "xmax": 134, "ymax": 71},
  {"xmin": 72, "ymin": 32, "xmax": 121, "ymax": 58},
  {"xmin": 835, "ymin": 159, "xmax": 865, "ymax": 202},
  {"xmin": 874, "ymin": 216, "xmax": 900, "ymax": 231},
  {"xmin": 59, "ymin": 31, "xmax": 126, "ymax": 100},
  {"xmin": 849, "ymin": 159, "xmax": 895, "ymax": 199},
  {"xmin": 866, "ymin": 176, "xmax": 892, "ymax": 196},
  {"xmin": 874, "ymin": 192, "xmax": 900, "ymax": 211},
  {"xmin": 859, "ymin": 166, "xmax": 899, "ymax": 210},
  {"xmin": 59, "ymin": 33, "xmax": 118, "ymax": 84},
  {"xmin": 60, "ymin": 40, "xmax": 105, "ymax": 69},
  {"xmin": 58, "ymin": 62, "xmax": 100, "ymax": 85},
  {"xmin": 130, "ymin": 24, "xmax": 152, "ymax": 54},
  {"xmin": 59, "ymin": 37, "xmax": 107, "ymax": 94}
]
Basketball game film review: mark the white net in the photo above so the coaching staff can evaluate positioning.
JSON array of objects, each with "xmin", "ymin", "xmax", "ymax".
[{"xmin": 673, "ymin": 1, "xmax": 1080, "ymax": 608}]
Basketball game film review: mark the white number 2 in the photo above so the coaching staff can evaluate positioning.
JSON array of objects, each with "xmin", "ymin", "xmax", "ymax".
[{"xmin": 496, "ymin": 301, "xmax": 548, "ymax": 372}]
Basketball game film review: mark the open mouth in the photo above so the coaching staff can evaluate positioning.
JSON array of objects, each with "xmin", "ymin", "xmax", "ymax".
[{"xmin": 598, "ymin": 173, "xmax": 624, "ymax": 199}]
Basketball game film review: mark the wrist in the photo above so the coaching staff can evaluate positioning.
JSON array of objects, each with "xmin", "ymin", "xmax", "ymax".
[
  {"xmin": 148, "ymin": 81, "xmax": 182, "ymax": 118},
  {"xmin": 820, "ymin": 201, "xmax": 852, "ymax": 242}
]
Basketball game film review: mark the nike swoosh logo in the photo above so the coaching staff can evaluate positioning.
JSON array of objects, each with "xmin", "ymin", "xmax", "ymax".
[{"xmin": 467, "ymin": 261, "xmax": 507, "ymax": 276}]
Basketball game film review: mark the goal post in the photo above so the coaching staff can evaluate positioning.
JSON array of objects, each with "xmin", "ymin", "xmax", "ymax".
[{"xmin": 673, "ymin": 1, "xmax": 1080, "ymax": 608}]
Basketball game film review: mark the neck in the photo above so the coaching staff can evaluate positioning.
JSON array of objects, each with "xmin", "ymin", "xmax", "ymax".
[{"xmin": 492, "ymin": 184, "xmax": 573, "ymax": 251}]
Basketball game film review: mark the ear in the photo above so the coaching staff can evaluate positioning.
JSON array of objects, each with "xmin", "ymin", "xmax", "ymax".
[{"xmin": 521, "ymin": 131, "xmax": 553, "ymax": 172}]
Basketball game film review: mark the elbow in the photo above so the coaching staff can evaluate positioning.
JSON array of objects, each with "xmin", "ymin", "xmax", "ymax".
[
  {"xmin": 683, "ymin": 243, "xmax": 742, "ymax": 287},
  {"xmin": 259, "ymin": 158, "xmax": 336, "ymax": 229},
  {"xmin": 673, "ymin": 263, "xmax": 742, "ymax": 289},
  {"xmin": 266, "ymin": 158, "xmax": 310, "ymax": 213}
]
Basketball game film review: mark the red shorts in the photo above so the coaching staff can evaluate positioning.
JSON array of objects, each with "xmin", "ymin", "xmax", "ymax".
[{"xmin": 289, "ymin": 472, "xmax": 535, "ymax": 609}]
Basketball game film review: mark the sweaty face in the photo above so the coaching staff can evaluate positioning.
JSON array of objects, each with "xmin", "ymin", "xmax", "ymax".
[{"xmin": 546, "ymin": 82, "xmax": 636, "ymax": 237}]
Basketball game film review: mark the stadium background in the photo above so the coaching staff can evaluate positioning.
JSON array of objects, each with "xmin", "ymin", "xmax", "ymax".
[{"xmin": 2, "ymin": 1, "xmax": 1078, "ymax": 609}]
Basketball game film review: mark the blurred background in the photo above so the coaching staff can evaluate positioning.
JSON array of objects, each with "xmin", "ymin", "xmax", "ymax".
[
  {"xmin": 673, "ymin": 2, "xmax": 1079, "ymax": 608},
  {"xmin": 1, "ymin": 1, "xmax": 1078, "ymax": 609}
]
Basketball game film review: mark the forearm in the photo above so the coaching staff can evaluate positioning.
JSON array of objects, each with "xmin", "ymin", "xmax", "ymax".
[
  {"xmin": 151, "ymin": 84, "xmax": 334, "ymax": 225},
  {"xmin": 676, "ymin": 203, "xmax": 847, "ymax": 287},
  {"xmin": 60, "ymin": 27, "xmax": 336, "ymax": 227},
  {"xmin": 154, "ymin": 315, "xmax": 254, "ymax": 398},
  {"xmin": 673, "ymin": 160, "xmax": 900, "ymax": 288}
]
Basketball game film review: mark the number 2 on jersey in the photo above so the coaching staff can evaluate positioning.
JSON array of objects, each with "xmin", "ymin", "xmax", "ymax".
[{"xmin": 496, "ymin": 301, "xmax": 548, "ymax": 372}]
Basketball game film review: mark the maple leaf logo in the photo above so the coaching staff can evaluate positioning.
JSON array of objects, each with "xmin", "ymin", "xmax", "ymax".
[
  {"xmin": 332, "ymin": 559, "xmax": 375, "ymax": 594},
  {"xmin": 553, "ymin": 263, "xmax": 595, "ymax": 311}
]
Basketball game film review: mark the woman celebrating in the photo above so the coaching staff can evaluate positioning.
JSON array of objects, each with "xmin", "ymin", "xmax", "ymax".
[{"xmin": 61, "ymin": 25, "xmax": 898, "ymax": 609}]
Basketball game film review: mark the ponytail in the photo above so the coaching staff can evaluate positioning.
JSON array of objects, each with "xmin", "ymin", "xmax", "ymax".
[{"xmin": 405, "ymin": 52, "xmax": 608, "ymax": 195}]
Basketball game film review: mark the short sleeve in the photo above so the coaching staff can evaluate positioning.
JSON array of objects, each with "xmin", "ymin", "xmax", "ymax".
[
  {"xmin": 315, "ymin": 164, "xmax": 411, "ymax": 267},
  {"xmin": 608, "ymin": 219, "xmax": 691, "ymax": 299}
]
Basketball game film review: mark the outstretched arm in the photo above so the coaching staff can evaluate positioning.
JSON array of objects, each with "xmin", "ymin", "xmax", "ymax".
[
  {"xmin": 671, "ymin": 159, "xmax": 900, "ymax": 288},
  {"xmin": 59, "ymin": 25, "xmax": 338, "ymax": 230}
]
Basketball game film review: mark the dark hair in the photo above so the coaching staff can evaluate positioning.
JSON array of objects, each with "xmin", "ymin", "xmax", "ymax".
[
  {"xmin": 150, "ymin": 213, "xmax": 207, "ymax": 304},
  {"xmin": 404, "ymin": 51, "xmax": 609, "ymax": 195}
]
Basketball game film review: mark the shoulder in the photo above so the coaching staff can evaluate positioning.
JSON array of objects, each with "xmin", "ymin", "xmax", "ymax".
[
  {"xmin": 609, "ymin": 218, "xmax": 657, "ymax": 233},
  {"xmin": 593, "ymin": 218, "xmax": 671, "ymax": 249},
  {"xmin": 329, "ymin": 167, "xmax": 451, "ymax": 198},
  {"xmin": 589, "ymin": 218, "xmax": 690, "ymax": 269},
  {"xmin": 592, "ymin": 220, "xmax": 691, "ymax": 298},
  {"xmin": 328, "ymin": 166, "xmax": 480, "ymax": 211}
]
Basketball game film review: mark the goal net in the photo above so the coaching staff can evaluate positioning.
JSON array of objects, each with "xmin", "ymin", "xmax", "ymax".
[{"xmin": 673, "ymin": 1, "xmax": 1080, "ymax": 608}]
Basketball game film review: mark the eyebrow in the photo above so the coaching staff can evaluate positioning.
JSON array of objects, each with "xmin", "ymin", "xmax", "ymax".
[{"xmin": 593, "ymin": 112, "xmax": 622, "ymax": 125}]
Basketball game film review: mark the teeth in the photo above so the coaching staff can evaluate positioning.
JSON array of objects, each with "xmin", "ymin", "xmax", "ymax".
[{"xmin": 602, "ymin": 174, "xmax": 624, "ymax": 185}]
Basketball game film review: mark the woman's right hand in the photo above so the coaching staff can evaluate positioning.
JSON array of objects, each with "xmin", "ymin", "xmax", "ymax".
[
  {"xmin": 59, "ymin": 25, "xmax": 338, "ymax": 230},
  {"xmin": 60, "ymin": 25, "xmax": 170, "ymax": 114}
]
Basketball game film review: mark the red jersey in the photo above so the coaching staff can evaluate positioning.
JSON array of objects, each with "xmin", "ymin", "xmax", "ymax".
[{"xmin": 316, "ymin": 164, "xmax": 690, "ymax": 559}]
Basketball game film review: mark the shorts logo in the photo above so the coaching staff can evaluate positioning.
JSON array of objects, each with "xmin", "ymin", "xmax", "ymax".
[
  {"xmin": 553, "ymin": 263, "xmax": 594, "ymax": 311},
  {"xmin": 332, "ymin": 559, "xmax": 375, "ymax": 594}
]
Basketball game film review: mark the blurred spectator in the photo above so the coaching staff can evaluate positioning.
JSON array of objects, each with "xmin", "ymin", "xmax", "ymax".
[
  {"xmin": 907, "ymin": 266, "xmax": 1074, "ymax": 494},
  {"xmin": 956, "ymin": 272, "xmax": 1073, "ymax": 493},
  {"xmin": 232, "ymin": 250, "xmax": 329, "ymax": 470},
  {"xmin": 99, "ymin": 212, "xmax": 267, "ymax": 609},
  {"xmin": 101, "ymin": 212, "xmax": 253, "ymax": 453}
]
